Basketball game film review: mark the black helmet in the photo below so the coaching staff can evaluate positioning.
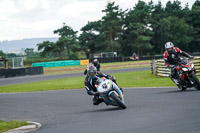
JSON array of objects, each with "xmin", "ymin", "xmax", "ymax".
[{"xmin": 87, "ymin": 65, "xmax": 97, "ymax": 78}]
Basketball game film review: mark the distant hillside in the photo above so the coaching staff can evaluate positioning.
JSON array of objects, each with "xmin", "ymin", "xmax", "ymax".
[{"xmin": 0, "ymin": 37, "xmax": 58, "ymax": 53}]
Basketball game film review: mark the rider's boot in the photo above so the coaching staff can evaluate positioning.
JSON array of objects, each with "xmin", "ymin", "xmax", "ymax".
[
  {"xmin": 172, "ymin": 78, "xmax": 179, "ymax": 84},
  {"xmin": 170, "ymin": 73, "xmax": 178, "ymax": 84},
  {"xmin": 93, "ymin": 95, "xmax": 103, "ymax": 105},
  {"xmin": 104, "ymin": 102, "xmax": 109, "ymax": 106}
]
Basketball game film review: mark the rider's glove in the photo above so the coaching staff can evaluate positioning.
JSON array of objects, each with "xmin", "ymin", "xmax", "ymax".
[
  {"xmin": 169, "ymin": 65, "xmax": 175, "ymax": 68},
  {"xmin": 108, "ymin": 75, "xmax": 116, "ymax": 82},
  {"xmin": 92, "ymin": 92, "xmax": 99, "ymax": 95},
  {"xmin": 189, "ymin": 56, "xmax": 194, "ymax": 60}
]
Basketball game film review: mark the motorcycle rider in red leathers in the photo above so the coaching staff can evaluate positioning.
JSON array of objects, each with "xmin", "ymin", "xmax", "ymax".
[{"xmin": 163, "ymin": 42, "xmax": 193, "ymax": 84}]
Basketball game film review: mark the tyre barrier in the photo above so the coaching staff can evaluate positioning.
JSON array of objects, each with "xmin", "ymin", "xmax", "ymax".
[
  {"xmin": 151, "ymin": 56, "xmax": 200, "ymax": 77},
  {"xmin": 0, "ymin": 66, "xmax": 43, "ymax": 78}
]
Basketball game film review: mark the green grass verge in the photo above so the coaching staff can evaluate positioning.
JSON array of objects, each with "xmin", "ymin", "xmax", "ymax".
[
  {"xmin": 0, "ymin": 76, "xmax": 85, "ymax": 93},
  {"xmin": 0, "ymin": 120, "xmax": 29, "ymax": 133},
  {"xmin": 0, "ymin": 71, "xmax": 179, "ymax": 93},
  {"xmin": 100, "ymin": 60, "xmax": 150, "ymax": 66},
  {"xmin": 43, "ymin": 60, "xmax": 151, "ymax": 75},
  {"xmin": 114, "ymin": 71, "xmax": 176, "ymax": 87},
  {"xmin": 1, "ymin": 70, "xmax": 199, "ymax": 93}
]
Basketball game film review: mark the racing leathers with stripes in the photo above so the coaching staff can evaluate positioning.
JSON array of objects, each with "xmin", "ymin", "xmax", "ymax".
[{"xmin": 84, "ymin": 72, "xmax": 114, "ymax": 105}]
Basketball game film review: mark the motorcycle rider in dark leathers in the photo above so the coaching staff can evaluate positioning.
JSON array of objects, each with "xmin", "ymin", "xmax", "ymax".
[
  {"xmin": 84, "ymin": 59, "xmax": 100, "ymax": 75},
  {"xmin": 84, "ymin": 65, "xmax": 122, "ymax": 105},
  {"xmin": 92, "ymin": 59, "xmax": 100, "ymax": 71},
  {"xmin": 163, "ymin": 42, "xmax": 193, "ymax": 84}
]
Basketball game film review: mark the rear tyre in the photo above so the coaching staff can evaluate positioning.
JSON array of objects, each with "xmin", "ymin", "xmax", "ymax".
[
  {"xmin": 110, "ymin": 92, "xmax": 126, "ymax": 109},
  {"xmin": 191, "ymin": 74, "xmax": 200, "ymax": 90}
]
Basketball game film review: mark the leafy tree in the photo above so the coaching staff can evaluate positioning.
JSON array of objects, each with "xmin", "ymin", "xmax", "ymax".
[
  {"xmin": 54, "ymin": 23, "xmax": 79, "ymax": 59},
  {"xmin": 158, "ymin": 16, "xmax": 192, "ymax": 51},
  {"xmin": 100, "ymin": 1, "xmax": 125, "ymax": 52},
  {"xmin": 150, "ymin": 1, "xmax": 166, "ymax": 54},
  {"xmin": 7, "ymin": 53, "xmax": 18, "ymax": 58},
  {"xmin": 0, "ymin": 50, "xmax": 6, "ymax": 58},
  {"xmin": 150, "ymin": 1, "xmax": 192, "ymax": 54},
  {"xmin": 181, "ymin": 3, "xmax": 190, "ymax": 19},
  {"xmin": 188, "ymin": 0, "xmax": 200, "ymax": 52},
  {"xmin": 79, "ymin": 1, "xmax": 125, "ymax": 56},
  {"xmin": 165, "ymin": 0, "xmax": 182, "ymax": 18},
  {"xmin": 37, "ymin": 41, "xmax": 55, "ymax": 57},
  {"xmin": 122, "ymin": 0, "xmax": 153, "ymax": 56},
  {"xmin": 25, "ymin": 48, "xmax": 34, "ymax": 57},
  {"xmin": 37, "ymin": 0, "xmax": 199, "ymax": 58},
  {"xmin": 79, "ymin": 21, "xmax": 101, "ymax": 57}
]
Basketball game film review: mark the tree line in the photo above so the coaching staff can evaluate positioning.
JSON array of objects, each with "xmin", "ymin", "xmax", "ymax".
[{"xmin": 1, "ymin": 0, "xmax": 200, "ymax": 60}]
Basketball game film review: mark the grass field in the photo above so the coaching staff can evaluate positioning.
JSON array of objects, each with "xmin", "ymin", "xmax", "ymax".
[
  {"xmin": 0, "ymin": 120, "xmax": 29, "ymax": 133},
  {"xmin": 0, "ymin": 71, "xmax": 180, "ymax": 93},
  {"xmin": 43, "ymin": 60, "xmax": 151, "ymax": 75}
]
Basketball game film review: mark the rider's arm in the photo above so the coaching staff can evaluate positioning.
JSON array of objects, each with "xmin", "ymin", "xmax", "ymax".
[
  {"xmin": 163, "ymin": 51, "xmax": 171, "ymax": 67},
  {"xmin": 85, "ymin": 84, "xmax": 95, "ymax": 95},
  {"xmin": 98, "ymin": 72, "xmax": 109, "ymax": 78},
  {"xmin": 84, "ymin": 78, "xmax": 95, "ymax": 95},
  {"xmin": 97, "ymin": 63, "xmax": 100, "ymax": 71},
  {"xmin": 98, "ymin": 72, "xmax": 116, "ymax": 82},
  {"xmin": 174, "ymin": 47, "xmax": 192, "ymax": 58},
  {"xmin": 83, "ymin": 69, "xmax": 87, "ymax": 75}
]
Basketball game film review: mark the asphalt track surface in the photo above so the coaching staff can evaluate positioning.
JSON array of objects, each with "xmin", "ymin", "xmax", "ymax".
[
  {"xmin": 1, "ymin": 87, "xmax": 200, "ymax": 133},
  {"xmin": 0, "ymin": 67, "xmax": 150, "ymax": 86}
]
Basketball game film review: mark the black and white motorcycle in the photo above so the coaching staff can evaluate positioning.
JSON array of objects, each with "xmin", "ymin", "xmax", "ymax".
[{"xmin": 95, "ymin": 78, "xmax": 126, "ymax": 109}]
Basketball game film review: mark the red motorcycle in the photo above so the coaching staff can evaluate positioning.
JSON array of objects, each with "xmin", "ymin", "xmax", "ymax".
[{"xmin": 171, "ymin": 58, "xmax": 200, "ymax": 90}]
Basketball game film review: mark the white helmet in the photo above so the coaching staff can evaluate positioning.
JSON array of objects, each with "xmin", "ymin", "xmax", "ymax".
[{"xmin": 165, "ymin": 42, "xmax": 174, "ymax": 49}]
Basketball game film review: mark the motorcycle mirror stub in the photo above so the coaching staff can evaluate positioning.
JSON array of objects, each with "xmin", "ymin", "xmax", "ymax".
[{"xmin": 191, "ymin": 63, "xmax": 194, "ymax": 68}]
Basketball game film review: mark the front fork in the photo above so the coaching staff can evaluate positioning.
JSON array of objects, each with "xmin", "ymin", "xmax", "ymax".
[
  {"xmin": 188, "ymin": 71, "xmax": 196, "ymax": 85},
  {"xmin": 108, "ymin": 90, "xmax": 124, "ymax": 104},
  {"xmin": 180, "ymin": 71, "xmax": 196, "ymax": 85}
]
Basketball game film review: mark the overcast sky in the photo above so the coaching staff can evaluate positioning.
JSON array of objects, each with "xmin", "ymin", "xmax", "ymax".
[{"xmin": 0, "ymin": 0, "xmax": 196, "ymax": 42}]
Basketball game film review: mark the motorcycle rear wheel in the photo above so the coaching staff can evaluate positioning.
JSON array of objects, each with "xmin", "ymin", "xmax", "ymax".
[
  {"xmin": 191, "ymin": 74, "xmax": 200, "ymax": 90},
  {"xmin": 110, "ymin": 93, "xmax": 126, "ymax": 109}
]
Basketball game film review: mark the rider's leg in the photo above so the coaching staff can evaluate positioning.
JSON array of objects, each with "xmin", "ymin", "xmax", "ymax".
[
  {"xmin": 170, "ymin": 68, "xmax": 178, "ymax": 84},
  {"xmin": 93, "ymin": 95, "xmax": 104, "ymax": 105}
]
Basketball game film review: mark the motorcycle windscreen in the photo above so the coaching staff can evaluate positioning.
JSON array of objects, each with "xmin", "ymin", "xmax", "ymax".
[{"xmin": 96, "ymin": 80, "xmax": 112, "ymax": 93}]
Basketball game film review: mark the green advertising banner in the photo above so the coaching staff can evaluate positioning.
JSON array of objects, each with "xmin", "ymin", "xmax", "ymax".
[{"xmin": 32, "ymin": 60, "xmax": 80, "ymax": 68}]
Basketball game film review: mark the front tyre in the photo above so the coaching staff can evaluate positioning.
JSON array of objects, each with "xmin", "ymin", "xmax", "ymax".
[
  {"xmin": 110, "ymin": 92, "xmax": 126, "ymax": 109},
  {"xmin": 191, "ymin": 74, "xmax": 200, "ymax": 90},
  {"xmin": 177, "ymin": 84, "xmax": 187, "ymax": 91}
]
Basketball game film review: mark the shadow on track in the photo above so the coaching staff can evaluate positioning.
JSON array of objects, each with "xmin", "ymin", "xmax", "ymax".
[
  {"xmin": 88, "ymin": 107, "xmax": 123, "ymax": 112},
  {"xmin": 157, "ymin": 89, "xmax": 197, "ymax": 94},
  {"xmin": 71, "ymin": 107, "xmax": 124, "ymax": 115}
]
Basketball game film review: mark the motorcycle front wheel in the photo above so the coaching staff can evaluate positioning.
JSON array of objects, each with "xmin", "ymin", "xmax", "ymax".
[
  {"xmin": 191, "ymin": 74, "xmax": 200, "ymax": 90},
  {"xmin": 110, "ymin": 93, "xmax": 126, "ymax": 109},
  {"xmin": 177, "ymin": 84, "xmax": 187, "ymax": 91}
]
